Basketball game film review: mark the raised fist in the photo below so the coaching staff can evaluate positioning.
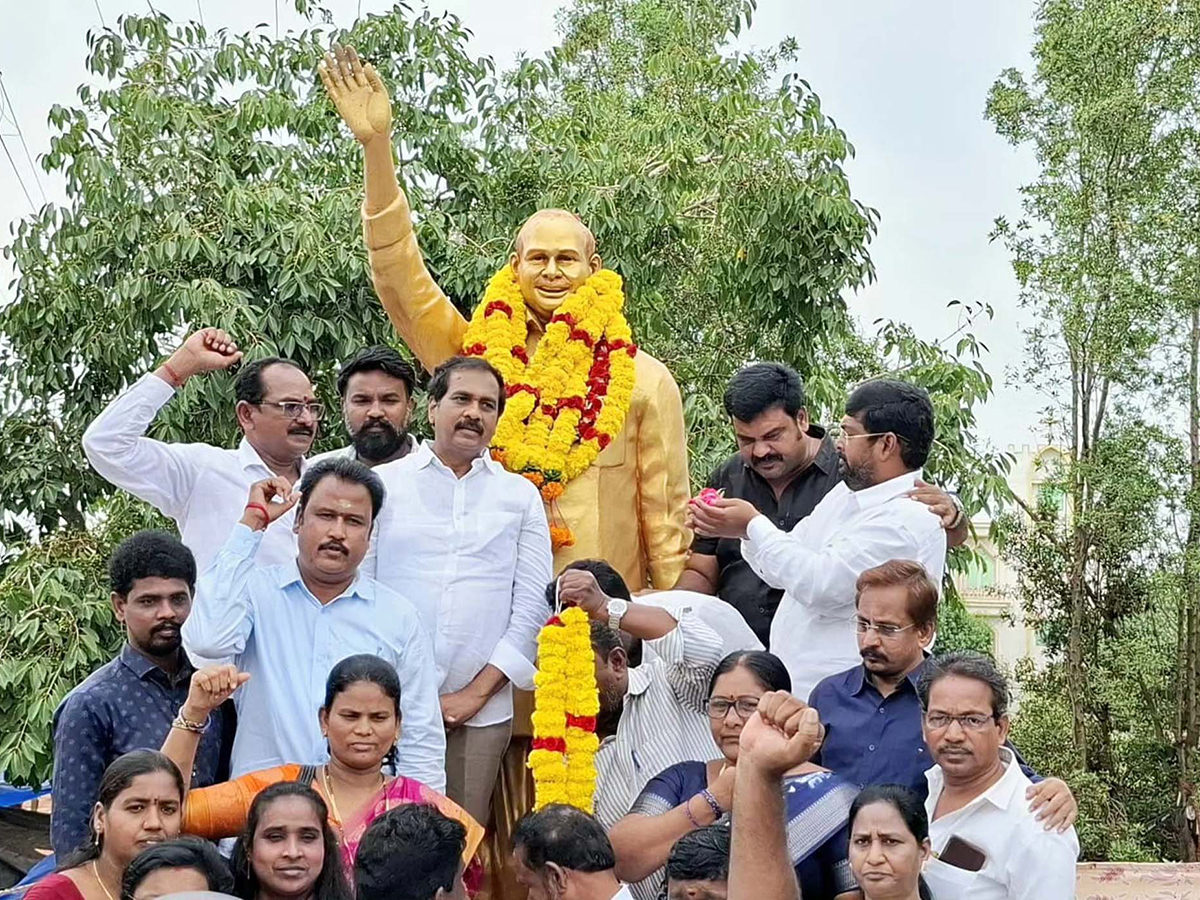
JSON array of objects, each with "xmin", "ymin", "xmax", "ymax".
[
  {"xmin": 241, "ymin": 476, "xmax": 300, "ymax": 531},
  {"xmin": 163, "ymin": 328, "xmax": 242, "ymax": 384},
  {"xmin": 181, "ymin": 664, "xmax": 250, "ymax": 721},
  {"xmin": 319, "ymin": 44, "xmax": 392, "ymax": 146},
  {"xmin": 738, "ymin": 691, "xmax": 824, "ymax": 779}
]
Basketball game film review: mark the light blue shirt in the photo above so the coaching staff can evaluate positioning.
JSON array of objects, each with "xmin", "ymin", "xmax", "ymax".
[{"xmin": 182, "ymin": 524, "xmax": 446, "ymax": 790}]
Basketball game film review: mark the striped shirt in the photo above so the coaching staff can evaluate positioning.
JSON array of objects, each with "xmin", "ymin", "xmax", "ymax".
[{"xmin": 594, "ymin": 605, "xmax": 725, "ymax": 828}]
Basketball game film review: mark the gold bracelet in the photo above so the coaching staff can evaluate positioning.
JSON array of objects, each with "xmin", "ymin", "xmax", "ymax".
[{"xmin": 172, "ymin": 711, "xmax": 207, "ymax": 733}]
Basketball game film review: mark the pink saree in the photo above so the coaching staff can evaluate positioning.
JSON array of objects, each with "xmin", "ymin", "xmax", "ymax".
[{"xmin": 339, "ymin": 776, "xmax": 485, "ymax": 892}]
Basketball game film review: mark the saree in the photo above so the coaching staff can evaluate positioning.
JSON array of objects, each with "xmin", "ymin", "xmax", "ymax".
[
  {"xmin": 340, "ymin": 775, "xmax": 485, "ymax": 890},
  {"xmin": 627, "ymin": 762, "xmax": 858, "ymax": 900}
]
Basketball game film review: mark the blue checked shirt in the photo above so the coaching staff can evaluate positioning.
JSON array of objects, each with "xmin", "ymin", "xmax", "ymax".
[{"xmin": 51, "ymin": 645, "xmax": 230, "ymax": 856}]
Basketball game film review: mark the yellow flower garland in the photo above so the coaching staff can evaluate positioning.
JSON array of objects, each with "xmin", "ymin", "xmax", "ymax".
[
  {"xmin": 528, "ymin": 606, "xmax": 599, "ymax": 812},
  {"xmin": 461, "ymin": 267, "xmax": 637, "ymax": 549}
]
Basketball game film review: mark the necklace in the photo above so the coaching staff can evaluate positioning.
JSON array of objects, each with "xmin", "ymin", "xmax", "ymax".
[
  {"xmin": 90, "ymin": 861, "xmax": 117, "ymax": 900},
  {"xmin": 321, "ymin": 764, "xmax": 384, "ymax": 835}
]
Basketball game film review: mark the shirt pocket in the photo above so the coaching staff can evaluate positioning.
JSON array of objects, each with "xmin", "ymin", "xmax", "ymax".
[
  {"xmin": 923, "ymin": 856, "xmax": 981, "ymax": 896},
  {"xmin": 592, "ymin": 431, "xmax": 628, "ymax": 467}
]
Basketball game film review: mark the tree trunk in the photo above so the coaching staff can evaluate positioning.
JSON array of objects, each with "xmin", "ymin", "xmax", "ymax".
[
  {"xmin": 1177, "ymin": 304, "xmax": 1200, "ymax": 861},
  {"xmin": 1067, "ymin": 353, "xmax": 1089, "ymax": 768}
]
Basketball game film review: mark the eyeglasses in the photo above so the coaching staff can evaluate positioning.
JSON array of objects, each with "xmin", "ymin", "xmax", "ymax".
[
  {"xmin": 924, "ymin": 713, "xmax": 997, "ymax": 731},
  {"xmin": 853, "ymin": 617, "xmax": 919, "ymax": 639},
  {"xmin": 703, "ymin": 697, "xmax": 761, "ymax": 720},
  {"xmin": 257, "ymin": 401, "xmax": 325, "ymax": 420},
  {"xmin": 826, "ymin": 423, "xmax": 908, "ymax": 443}
]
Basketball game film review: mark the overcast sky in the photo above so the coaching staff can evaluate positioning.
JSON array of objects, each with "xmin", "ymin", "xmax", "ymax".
[{"xmin": 0, "ymin": 0, "xmax": 1042, "ymax": 451}]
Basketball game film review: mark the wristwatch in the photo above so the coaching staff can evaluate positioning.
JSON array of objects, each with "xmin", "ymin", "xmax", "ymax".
[
  {"xmin": 606, "ymin": 598, "xmax": 629, "ymax": 631},
  {"xmin": 948, "ymin": 493, "xmax": 966, "ymax": 530}
]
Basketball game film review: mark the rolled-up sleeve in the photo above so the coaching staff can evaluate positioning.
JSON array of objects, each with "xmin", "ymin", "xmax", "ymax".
[
  {"xmin": 82, "ymin": 373, "xmax": 198, "ymax": 519},
  {"xmin": 389, "ymin": 616, "xmax": 448, "ymax": 791},
  {"xmin": 644, "ymin": 605, "xmax": 724, "ymax": 713},
  {"xmin": 489, "ymin": 485, "xmax": 553, "ymax": 691},
  {"xmin": 182, "ymin": 525, "xmax": 261, "ymax": 662}
]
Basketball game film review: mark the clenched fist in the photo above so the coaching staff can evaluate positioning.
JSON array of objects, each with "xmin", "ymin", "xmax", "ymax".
[{"xmin": 159, "ymin": 328, "xmax": 242, "ymax": 386}]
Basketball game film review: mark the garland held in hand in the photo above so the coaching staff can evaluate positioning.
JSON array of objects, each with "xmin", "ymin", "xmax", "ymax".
[
  {"xmin": 462, "ymin": 267, "xmax": 637, "ymax": 550},
  {"xmin": 528, "ymin": 605, "xmax": 599, "ymax": 812}
]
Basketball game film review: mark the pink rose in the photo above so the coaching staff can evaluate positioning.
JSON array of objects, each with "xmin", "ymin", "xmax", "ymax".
[{"xmin": 697, "ymin": 488, "xmax": 723, "ymax": 506}]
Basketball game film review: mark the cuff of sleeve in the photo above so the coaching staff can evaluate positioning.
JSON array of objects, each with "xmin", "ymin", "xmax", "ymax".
[
  {"xmin": 362, "ymin": 192, "xmax": 414, "ymax": 251},
  {"xmin": 224, "ymin": 523, "xmax": 264, "ymax": 558},
  {"xmin": 745, "ymin": 514, "xmax": 777, "ymax": 545},
  {"xmin": 139, "ymin": 370, "xmax": 180, "ymax": 401},
  {"xmin": 489, "ymin": 639, "xmax": 538, "ymax": 692}
]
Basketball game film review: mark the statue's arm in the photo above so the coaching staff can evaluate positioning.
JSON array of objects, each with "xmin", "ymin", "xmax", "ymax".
[
  {"xmin": 321, "ymin": 44, "xmax": 466, "ymax": 372},
  {"xmin": 635, "ymin": 358, "xmax": 693, "ymax": 588}
]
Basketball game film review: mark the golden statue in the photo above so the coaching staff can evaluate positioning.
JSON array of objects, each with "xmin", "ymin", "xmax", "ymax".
[{"xmin": 320, "ymin": 45, "xmax": 691, "ymax": 592}]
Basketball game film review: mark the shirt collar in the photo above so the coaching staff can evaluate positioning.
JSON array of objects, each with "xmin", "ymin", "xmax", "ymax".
[
  {"xmin": 276, "ymin": 559, "xmax": 375, "ymax": 604},
  {"xmin": 627, "ymin": 662, "xmax": 655, "ymax": 697},
  {"xmin": 413, "ymin": 440, "xmax": 500, "ymax": 475},
  {"xmin": 119, "ymin": 644, "xmax": 193, "ymax": 682},
  {"xmin": 850, "ymin": 656, "xmax": 928, "ymax": 697},
  {"xmin": 237, "ymin": 436, "xmax": 307, "ymax": 476},
  {"xmin": 926, "ymin": 746, "xmax": 1022, "ymax": 811},
  {"xmin": 850, "ymin": 469, "xmax": 921, "ymax": 510}
]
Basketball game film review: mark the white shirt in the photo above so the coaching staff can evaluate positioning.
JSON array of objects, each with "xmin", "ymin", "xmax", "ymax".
[
  {"xmin": 82, "ymin": 373, "xmax": 305, "ymax": 571},
  {"xmin": 637, "ymin": 590, "xmax": 763, "ymax": 658},
  {"xmin": 745, "ymin": 470, "xmax": 946, "ymax": 699},
  {"xmin": 181, "ymin": 524, "xmax": 446, "ymax": 790},
  {"xmin": 308, "ymin": 435, "xmax": 419, "ymax": 466},
  {"xmin": 594, "ymin": 605, "xmax": 725, "ymax": 828},
  {"xmin": 924, "ymin": 748, "xmax": 1079, "ymax": 899},
  {"xmin": 369, "ymin": 443, "xmax": 553, "ymax": 727},
  {"xmin": 610, "ymin": 887, "xmax": 635, "ymax": 900}
]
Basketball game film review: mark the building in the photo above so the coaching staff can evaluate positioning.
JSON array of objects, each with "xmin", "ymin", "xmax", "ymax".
[{"xmin": 952, "ymin": 444, "xmax": 1067, "ymax": 668}]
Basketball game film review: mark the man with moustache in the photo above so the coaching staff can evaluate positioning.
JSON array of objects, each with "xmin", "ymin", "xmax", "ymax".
[
  {"xmin": 365, "ymin": 355, "xmax": 552, "ymax": 822},
  {"xmin": 313, "ymin": 345, "xmax": 419, "ymax": 467},
  {"xmin": 182, "ymin": 457, "xmax": 445, "ymax": 788},
  {"xmin": 51, "ymin": 531, "xmax": 233, "ymax": 856},
  {"xmin": 691, "ymin": 379, "xmax": 948, "ymax": 698},
  {"xmin": 83, "ymin": 328, "xmax": 321, "ymax": 571},
  {"xmin": 919, "ymin": 652, "xmax": 1079, "ymax": 898},
  {"xmin": 808, "ymin": 560, "xmax": 1078, "ymax": 831},
  {"xmin": 677, "ymin": 363, "xmax": 966, "ymax": 645}
]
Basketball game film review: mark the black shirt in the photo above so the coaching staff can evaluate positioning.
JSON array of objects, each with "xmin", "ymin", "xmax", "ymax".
[{"xmin": 692, "ymin": 428, "xmax": 842, "ymax": 644}]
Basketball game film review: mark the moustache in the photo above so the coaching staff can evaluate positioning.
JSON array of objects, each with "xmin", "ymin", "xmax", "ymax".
[
  {"xmin": 151, "ymin": 623, "xmax": 181, "ymax": 635},
  {"xmin": 860, "ymin": 648, "xmax": 887, "ymax": 662},
  {"xmin": 752, "ymin": 455, "xmax": 783, "ymax": 467},
  {"xmin": 289, "ymin": 426, "xmax": 314, "ymax": 436},
  {"xmin": 455, "ymin": 420, "xmax": 483, "ymax": 434},
  {"xmin": 318, "ymin": 541, "xmax": 348, "ymax": 555}
]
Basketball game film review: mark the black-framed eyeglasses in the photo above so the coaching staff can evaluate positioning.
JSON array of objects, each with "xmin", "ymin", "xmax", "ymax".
[
  {"xmin": 256, "ymin": 401, "xmax": 325, "ymax": 420},
  {"xmin": 853, "ymin": 617, "xmax": 919, "ymax": 639},
  {"xmin": 924, "ymin": 712, "xmax": 997, "ymax": 731},
  {"xmin": 703, "ymin": 697, "xmax": 760, "ymax": 720}
]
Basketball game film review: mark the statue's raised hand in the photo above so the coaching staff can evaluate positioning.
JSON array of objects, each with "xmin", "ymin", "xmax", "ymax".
[{"xmin": 319, "ymin": 44, "xmax": 392, "ymax": 145}]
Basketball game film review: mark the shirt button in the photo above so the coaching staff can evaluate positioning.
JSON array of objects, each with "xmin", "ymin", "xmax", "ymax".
[
  {"xmin": 879, "ymin": 707, "xmax": 885, "ymax": 714},
  {"xmin": 869, "ymin": 744, "xmax": 876, "ymax": 752}
]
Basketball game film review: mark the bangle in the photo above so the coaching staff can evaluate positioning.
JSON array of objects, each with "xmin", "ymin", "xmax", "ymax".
[
  {"xmin": 172, "ymin": 711, "xmax": 207, "ymax": 733},
  {"xmin": 244, "ymin": 502, "xmax": 270, "ymax": 525},
  {"xmin": 683, "ymin": 794, "xmax": 703, "ymax": 829},
  {"xmin": 699, "ymin": 788, "xmax": 724, "ymax": 820},
  {"xmin": 162, "ymin": 361, "xmax": 183, "ymax": 388}
]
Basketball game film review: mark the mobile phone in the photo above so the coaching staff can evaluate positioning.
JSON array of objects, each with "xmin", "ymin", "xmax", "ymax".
[{"xmin": 938, "ymin": 835, "xmax": 988, "ymax": 872}]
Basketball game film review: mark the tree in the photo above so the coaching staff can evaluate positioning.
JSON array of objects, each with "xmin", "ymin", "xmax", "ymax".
[
  {"xmin": 987, "ymin": 0, "xmax": 1200, "ymax": 859},
  {"xmin": 0, "ymin": 0, "xmax": 1007, "ymax": 785}
]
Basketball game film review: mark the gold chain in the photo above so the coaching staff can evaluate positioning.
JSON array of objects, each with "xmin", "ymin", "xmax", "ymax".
[
  {"xmin": 91, "ymin": 861, "xmax": 117, "ymax": 900},
  {"xmin": 321, "ymin": 764, "xmax": 384, "ymax": 835}
]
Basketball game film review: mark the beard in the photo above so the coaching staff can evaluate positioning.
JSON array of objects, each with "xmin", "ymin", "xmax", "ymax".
[
  {"xmin": 352, "ymin": 420, "xmax": 407, "ymax": 463},
  {"xmin": 838, "ymin": 454, "xmax": 876, "ymax": 491}
]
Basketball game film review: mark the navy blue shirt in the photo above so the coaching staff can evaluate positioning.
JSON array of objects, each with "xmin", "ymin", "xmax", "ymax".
[
  {"xmin": 809, "ymin": 659, "xmax": 1038, "ymax": 799},
  {"xmin": 50, "ymin": 645, "xmax": 232, "ymax": 856}
]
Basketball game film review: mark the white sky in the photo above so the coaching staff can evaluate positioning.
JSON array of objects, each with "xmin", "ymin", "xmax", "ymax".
[{"xmin": 0, "ymin": 0, "xmax": 1041, "ymax": 451}]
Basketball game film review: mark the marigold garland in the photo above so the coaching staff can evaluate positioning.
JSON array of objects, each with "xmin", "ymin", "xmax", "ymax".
[
  {"xmin": 462, "ymin": 267, "xmax": 637, "ymax": 550},
  {"xmin": 528, "ymin": 606, "xmax": 599, "ymax": 812}
]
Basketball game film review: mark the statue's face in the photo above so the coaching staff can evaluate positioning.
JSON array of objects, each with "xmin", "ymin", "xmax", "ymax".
[{"xmin": 510, "ymin": 214, "xmax": 601, "ymax": 319}]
